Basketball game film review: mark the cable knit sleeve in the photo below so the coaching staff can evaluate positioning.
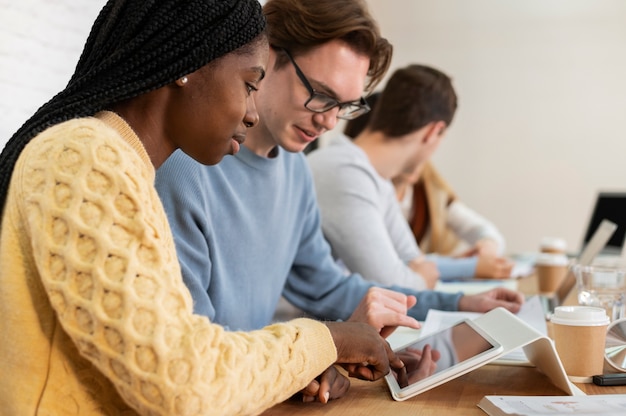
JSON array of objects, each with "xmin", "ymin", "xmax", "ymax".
[{"xmin": 13, "ymin": 117, "xmax": 336, "ymax": 416}]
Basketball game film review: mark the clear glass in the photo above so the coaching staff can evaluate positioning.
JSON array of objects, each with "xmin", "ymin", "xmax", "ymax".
[{"xmin": 574, "ymin": 260, "xmax": 626, "ymax": 321}]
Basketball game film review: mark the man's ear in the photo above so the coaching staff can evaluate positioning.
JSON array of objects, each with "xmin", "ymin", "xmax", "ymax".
[{"xmin": 423, "ymin": 121, "xmax": 447, "ymax": 144}]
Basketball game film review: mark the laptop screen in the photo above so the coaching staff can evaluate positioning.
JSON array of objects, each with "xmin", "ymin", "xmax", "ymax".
[{"xmin": 582, "ymin": 192, "xmax": 626, "ymax": 253}]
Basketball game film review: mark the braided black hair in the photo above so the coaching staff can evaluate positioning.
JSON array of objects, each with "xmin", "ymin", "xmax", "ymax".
[{"xmin": 0, "ymin": 0, "xmax": 265, "ymax": 218}]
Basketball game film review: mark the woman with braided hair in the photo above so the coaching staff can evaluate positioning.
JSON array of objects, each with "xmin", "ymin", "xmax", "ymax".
[{"xmin": 0, "ymin": 1, "xmax": 403, "ymax": 415}]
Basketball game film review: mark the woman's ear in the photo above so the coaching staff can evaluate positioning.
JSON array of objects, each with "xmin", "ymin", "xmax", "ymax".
[{"xmin": 175, "ymin": 76, "xmax": 189, "ymax": 87}]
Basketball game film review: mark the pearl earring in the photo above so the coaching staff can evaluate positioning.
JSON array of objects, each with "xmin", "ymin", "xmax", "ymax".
[{"xmin": 180, "ymin": 76, "xmax": 188, "ymax": 84}]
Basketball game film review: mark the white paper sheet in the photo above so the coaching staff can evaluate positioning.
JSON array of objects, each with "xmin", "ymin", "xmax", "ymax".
[{"xmin": 479, "ymin": 394, "xmax": 626, "ymax": 416}]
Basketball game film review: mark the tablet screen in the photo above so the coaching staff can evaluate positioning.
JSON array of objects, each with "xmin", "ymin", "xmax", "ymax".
[{"xmin": 387, "ymin": 320, "xmax": 501, "ymax": 397}]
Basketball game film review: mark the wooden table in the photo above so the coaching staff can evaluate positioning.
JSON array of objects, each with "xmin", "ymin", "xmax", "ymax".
[
  {"xmin": 262, "ymin": 275, "xmax": 626, "ymax": 415},
  {"xmin": 262, "ymin": 365, "xmax": 626, "ymax": 415}
]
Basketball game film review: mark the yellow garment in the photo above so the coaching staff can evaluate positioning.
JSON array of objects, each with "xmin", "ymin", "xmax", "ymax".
[
  {"xmin": 410, "ymin": 162, "xmax": 459, "ymax": 255},
  {"xmin": 0, "ymin": 111, "xmax": 336, "ymax": 416}
]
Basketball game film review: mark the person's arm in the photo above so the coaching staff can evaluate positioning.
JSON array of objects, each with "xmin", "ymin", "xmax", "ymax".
[
  {"xmin": 446, "ymin": 201, "xmax": 506, "ymax": 256},
  {"xmin": 280, "ymin": 170, "xmax": 376, "ymax": 319},
  {"xmin": 312, "ymin": 158, "xmax": 427, "ymax": 290},
  {"xmin": 283, "ymin": 220, "xmax": 460, "ymax": 323},
  {"xmin": 281, "ymin": 164, "xmax": 460, "ymax": 322},
  {"xmin": 458, "ymin": 288, "xmax": 524, "ymax": 313},
  {"xmin": 428, "ymin": 253, "xmax": 514, "ymax": 280},
  {"xmin": 426, "ymin": 254, "xmax": 479, "ymax": 280},
  {"xmin": 294, "ymin": 151, "xmax": 521, "ymax": 320},
  {"xmin": 283, "ymin": 213, "xmax": 462, "ymax": 322},
  {"xmin": 18, "ymin": 126, "xmax": 337, "ymax": 416}
]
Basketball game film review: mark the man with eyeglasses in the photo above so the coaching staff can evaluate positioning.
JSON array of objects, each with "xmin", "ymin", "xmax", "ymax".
[{"xmin": 155, "ymin": 0, "xmax": 523, "ymax": 402}]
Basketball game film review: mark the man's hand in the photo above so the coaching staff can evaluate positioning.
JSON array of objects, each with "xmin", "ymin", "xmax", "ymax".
[
  {"xmin": 458, "ymin": 287, "xmax": 524, "ymax": 314},
  {"xmin": 300, "ymin": 366, "xmax": 350, "ymax": 403},
  {"xmin": 408, "ymin": 257, "xmax": 439, "ymax": 289},
  {"xmin": 348, "ymin": 287, "xmax": 420, "ymax": 338},
  {"xmin": 474, "ymin": 255, "xmax": 514, "ymax": 279}
]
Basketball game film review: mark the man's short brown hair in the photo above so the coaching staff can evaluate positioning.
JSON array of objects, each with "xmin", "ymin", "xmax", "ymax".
[
  {"xmin": 368, "ymin": 64, "xmax": 458, "ymax": 137},
  {"xmin": 263, "ymin": 0, "xmax": 392, "ymax": 92}
]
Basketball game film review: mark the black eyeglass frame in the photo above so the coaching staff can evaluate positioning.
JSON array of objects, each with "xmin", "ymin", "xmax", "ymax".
[{"xmin": 280, "ymin": 48, "xmax": 370, "ymax": 121}]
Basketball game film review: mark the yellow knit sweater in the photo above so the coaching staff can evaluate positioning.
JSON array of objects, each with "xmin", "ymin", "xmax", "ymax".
[{"xmin": 0, "ymin": 111, "xmax": 337, "ymax": 415}]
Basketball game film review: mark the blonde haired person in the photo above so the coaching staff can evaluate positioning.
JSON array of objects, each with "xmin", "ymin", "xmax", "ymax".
[{"xmin": 395, "ymin": 160, "xmax": 506, "ymax": 259}]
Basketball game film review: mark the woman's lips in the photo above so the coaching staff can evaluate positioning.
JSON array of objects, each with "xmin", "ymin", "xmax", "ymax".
[
  {"xmin": 231, "ymin": 133, "xmax": 246, "ymax": 154},
  {"xmin": 231, "ymin": 138, "xmax": 240, "ymax": 154}
]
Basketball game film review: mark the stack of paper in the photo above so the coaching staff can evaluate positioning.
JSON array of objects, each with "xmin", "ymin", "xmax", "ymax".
[{"xmin": 478, "ymin": 394, "xmax": 626, "ymax": 416}]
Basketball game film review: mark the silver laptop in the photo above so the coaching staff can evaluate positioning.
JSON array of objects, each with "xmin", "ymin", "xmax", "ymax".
[
  {"xmin": 541, "ymin": 219, "xmax": 618, "ymax": 317},
  {"xmin": 580, "ymin": 192, "xmax": 626, "ymax": 256}
]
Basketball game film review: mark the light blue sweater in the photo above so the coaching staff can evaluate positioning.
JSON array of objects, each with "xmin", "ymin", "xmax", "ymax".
[{"xmin": 155, "ymin": 146, "xmax": 462, "ymax": 331}]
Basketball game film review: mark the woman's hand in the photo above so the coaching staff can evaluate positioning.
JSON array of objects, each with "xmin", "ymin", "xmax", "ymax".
[
  {"xmin": 475, "ymin": 254, "xmax": 514, "ymax": 279},
  {"xmin": 325, "ymin": 321, "xmax": 405, "ymax": 381},
  {"xmin": 300, "ymin": 366, "xmax": 350, "ymax": 403}
]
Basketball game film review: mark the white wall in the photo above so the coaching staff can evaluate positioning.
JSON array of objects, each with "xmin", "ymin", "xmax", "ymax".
[
  {"xmin": 0, "ymin": 0, "xmax": 103, "ymax": 143},
  {"xmin": 2, "ymin": 0, "xmax": 625, "ymax": 255},
  {"xmin": 364, "ymin": 0, "xmax": 626, "ymax": 254}
]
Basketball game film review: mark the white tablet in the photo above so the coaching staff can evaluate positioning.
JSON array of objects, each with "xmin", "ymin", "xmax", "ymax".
[{"xmin": 385, "ymin": 319, "xmax": 503, "ymax": 401}]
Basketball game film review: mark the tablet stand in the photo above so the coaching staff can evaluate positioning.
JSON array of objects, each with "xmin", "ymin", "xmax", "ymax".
[{"xmin": 473, "ymin": 307, "xmax": 585, "ymax": 396}]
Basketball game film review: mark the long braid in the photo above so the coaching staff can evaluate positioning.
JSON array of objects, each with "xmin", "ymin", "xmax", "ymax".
[{"xmin": 0, "ymin": 0, "xmax": 265, "ymax": 218}]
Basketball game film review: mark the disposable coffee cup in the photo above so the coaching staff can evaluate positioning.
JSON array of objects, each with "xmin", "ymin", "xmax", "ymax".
[
  {"xmin": 551, "ymin": 306, "xmax": 610, "ymax": 383},
  {"xmin": 535, "ymin": 253, "xmax": 569, "ymax": 293},
  {"xmin": 540, "ymin": 237, "xmax": 567, "ymax": 254}
]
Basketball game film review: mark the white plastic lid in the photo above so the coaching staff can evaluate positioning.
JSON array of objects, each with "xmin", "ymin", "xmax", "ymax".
[
  {"xmin": 540, "ymin": 237, "xmax": 567, "ymax": 251},
  {"xmin": 550, "ymin": 306, "xmax": 610, "ymax": 326},
  {"xmin": 534, "ymin": 253, "xmax": 569, "ymax": 266},
  {"xmin": 540, "ymin": 237, "xmax": 567, "ymax": 250}
]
